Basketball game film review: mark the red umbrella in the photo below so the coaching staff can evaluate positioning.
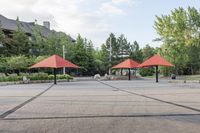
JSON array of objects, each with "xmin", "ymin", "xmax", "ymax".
[
  {"xmin": 112, "ymin": 59, "xmax": 140, "ymax": 80},
  {"xmin": 30, "ymin": 54, "xmax": 80, "ymax": 84},
  {"xmin": 138, "ymin": 54, "xmax": 174, "ymax": 82}
]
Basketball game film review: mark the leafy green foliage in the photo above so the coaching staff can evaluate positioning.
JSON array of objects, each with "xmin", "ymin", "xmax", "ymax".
[
  {"xmin": 139, "ymin": 68, "xmax": 155, "ymax": 77},
  {"xmin": 129, "ymin": 41, "xmax": 143, "ymax": 62},
  {"xmin": 31, "ymin": 23, "xmax": 45, "ymax": 56},
  {"xmin": 142, "ymin": 44, "xmax": 156, "ymax": 60},
  {"xmin": 154, "ymin": 7, "xmax": 200, "ymax": 75},
  {"xmin": 0, "ymin": 57, "xmax": 8, "ymax": 74},
  {"xmin": 0, "ymin": 73, "xmax": 73, "ymax": 82},
  {"xmin": 1, "ymin": 7, "xmax": 199, "ymax": 77},
  {"xmin": 7, "ymin": 55, "xmax": 28, "ymax": 70},
  {"xmin": 10, "ymin": 18, "xmax": 30, "ymax": 56},
  {"xmin": 66, "ymin": 34, "xmax": 97, "ymax": 75},
  {"xmin": 34, "ymin": 56, "xmax": 48, "ymax": 64},
  {"xmin": 0, "ymin": 22, "xmax": 5, "ymax": 56}
]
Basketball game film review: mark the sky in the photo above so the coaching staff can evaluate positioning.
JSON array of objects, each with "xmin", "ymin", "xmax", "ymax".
[{"xmin": 0, "ymin": 0, "xmax": 199, "ymax": 48}]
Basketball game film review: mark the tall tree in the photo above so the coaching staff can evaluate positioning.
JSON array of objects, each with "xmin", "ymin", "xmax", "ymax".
[
  {"xmin": 67, "ymin": 34, "xmax": 96, "ymax": 75},
  {"xmin": 31, "ymin": 21, "xmax": 45, "ymax": 56},
  {"xmin": 6, "ymin": 55, "xmax": 29, "ymax": 75},
  {"xmin": 97, "ymin": 44, "xmax": 110, "ymax": 75},
  {"xmin": 11, "ymin": 17, "xmax": 30, "ymax": 56},
  {"xmin": 0, "ymin": 21, "xmax": 5, "ymax": 56},
  {"xmin": 129, "ymin": 41, "xmax": 143, "ymax": 62},
  {"xmin": 45, "ymin": 31, "xmax": 60, "ymax": 55},
  {"xmin": 139, "ymin": 44, "xmax": 156, "ymax": 77},
  {"xmin": 85, "ymin": 40, "xmax": 97, "ymax": 75},
  {"xmin": 59, "ymin": 33, "xmax": 74, "ymax": 58},
  {"xmin": 117, "ymin": 34, "xmax": 130, "ymax": 59},
  {"xmin": 142, "ymin": 44, "xmax": 155, "ymax": 60},
  {"xmin": 154, "ymin": 7, "xmax": 200, "ymax": 75},
  {"xmin": 105, "ymin": 33, "xmax": 119, "ymax": 66}
]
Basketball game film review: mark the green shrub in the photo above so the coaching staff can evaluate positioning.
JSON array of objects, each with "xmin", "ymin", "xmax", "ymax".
[
  {"xmin": 139, "ymin": 68, "xmax": 154, "ymax": 77},
  {"xmin": 0, "ymin": 76, "xmax": 6, "ymax": 82},
  {"xmin": 0, "ymin": 75, "xmax": 22, "ymax": 82},
  {"xmin": 66, "ymin": 74, "xmax": 73, "ymax": 80},
  {"xmin": 19, "ymin": 73, "xmax": 30, "ymax": 77},
  {"xmin": 0, "ymin": 73, "xmax": 73, "ymax": 82},
  {"xmin": 50, "ymin": 74, "xmax": 73, "ymax": 80},
  {"xmin": 48, "ymin": 75, "xmax": 54, "ymax": 80},
  {"xmin": 29, "ymin": 73, "xmax": 48, "ymax": 80}
]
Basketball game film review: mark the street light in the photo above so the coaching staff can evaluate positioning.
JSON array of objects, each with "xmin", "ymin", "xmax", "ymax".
[
  {"xmin": 62, "ymin": 45, "xmax": 67, "ymax": 75},
  {"xmin": 109, "ymin": 36, "xmax": 112, "ymax": 75}
]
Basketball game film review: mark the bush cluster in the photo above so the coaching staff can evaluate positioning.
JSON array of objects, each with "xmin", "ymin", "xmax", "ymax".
[
  {"xmin": 0, "ymin": 73, "xmax": 73, "ymax": 82},
  {"xmin": 139, "ymin": 68, "xmax": 155, "ymax": 77}
]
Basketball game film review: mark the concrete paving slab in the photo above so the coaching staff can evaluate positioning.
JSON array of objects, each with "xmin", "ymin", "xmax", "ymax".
[
  {"xmin": 1, "ymin": 116, "xmax": 200, "ymax": 133},
  {"xmin": 103, "ymin": 80, "xmax": 200, "ymax": 111},
  {"xmin": 0, "ymin": 83, "xmax": 52, "ymax": 116},
  {"xmin": 6, "ymin": 81, "xmax": 198, "ymax": 118},
  {"xmin": 0, "ymin": 80, "xmax": 200, "ymax": 133}
]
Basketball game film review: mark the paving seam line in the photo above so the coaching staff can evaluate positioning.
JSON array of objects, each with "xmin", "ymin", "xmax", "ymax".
[
  {"xmin": 2, "ymin": 113, "xmax": 200, "ymax": 120},
  {"xmin": 0, "ymin": 84, "xmax": 54, "ymax": 119},
  {"xmin": 98, "ymin": 81, "xmax": 200, "ymax": 113}
]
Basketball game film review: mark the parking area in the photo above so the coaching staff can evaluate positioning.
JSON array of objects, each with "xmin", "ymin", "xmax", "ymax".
[{"xmin": 0, "ymin": 80, "xmax": 200, "ymax": 133}]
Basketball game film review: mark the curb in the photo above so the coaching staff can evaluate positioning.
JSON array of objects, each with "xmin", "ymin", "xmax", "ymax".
[{"xmin": 168, "ymin": 80, "xmax": 200, "ymax": 84}]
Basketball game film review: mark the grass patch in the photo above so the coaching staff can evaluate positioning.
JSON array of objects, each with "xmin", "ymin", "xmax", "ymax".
[{"xmin": 176, "ymin": 75, "xmax": 200, "ymax": 80}]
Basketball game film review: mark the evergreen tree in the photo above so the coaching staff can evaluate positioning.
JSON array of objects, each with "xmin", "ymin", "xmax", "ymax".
[
  {"xmin": 139, "ymin": 44, "xmax": 156, "ymax": 77},
  {"xmin": 31, "ymin": 21, "xmax": 45, "ymax": 56},
  {"xmin": 98, "ymin": 44, "xmax": 110, "ymax": 75},
  {"xmin": 129, "ymin": 41, "xmax": 143, "ymax": 62},
  {"xmin": 105, "ymin": 33, "xmax": 120, "ymax": 67},
  {"xmin": 142, "ymin": 44, "xmax": 155, "ymax": 60},
  {"xmin": 45, "ymin": 31, "xmax": 60, "ymax": 55},
  {"xmin": 85, "ymin": 40, "xmax": 97, "ymax": 75},
  {"xmin": 117, "ymin": 34, "xmax": 130, "ymax": 59},
  {"xmin": 0, "ymin": 21, "xmax": 5, "ymax": 56},
  {"xmin": 67, "ymin": 34, "xmax": 94, "ymax": 75},
  {"xmin": 11, "ymin": 17, "xmax": 30, "ymax": 56}
]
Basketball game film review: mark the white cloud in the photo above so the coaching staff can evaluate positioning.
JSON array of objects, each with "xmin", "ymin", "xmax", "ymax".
[
  {"xmin": 112, "ymin": 0, "xmax": 136, "ymax": 6},
  {"xmin": 112, "ymin": 0, "xmax": 130, "ymax": 4},
  {"xmin": 0, "ymin": 0, "xmax": 132, "ymax": 47},
  {"xmin": 100, "ymin": 2, "xmax": 126, "ymax": 16}
]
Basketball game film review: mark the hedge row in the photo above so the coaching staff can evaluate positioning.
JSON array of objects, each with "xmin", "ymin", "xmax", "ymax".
[{"xmin": 0, "ymin": 73, "xmax": 73, "ymax": 82}]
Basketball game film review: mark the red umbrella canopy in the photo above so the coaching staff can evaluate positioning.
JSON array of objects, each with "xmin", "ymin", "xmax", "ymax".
[
  {"xmin": 30, "ymin": 54, "xmax": 80, "ymax": 69},
  {"xmin": 138, "ymin": 54, "xmax": 174, "ymax": 68},
  {"xmin": 112, "ymin": 59, "xmax": 140, "ymax": 69}
]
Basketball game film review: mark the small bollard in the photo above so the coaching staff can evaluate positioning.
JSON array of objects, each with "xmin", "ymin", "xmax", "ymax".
[{"xmin": 184, "ymin": 80, "xmax": 186, "ymax": 83}]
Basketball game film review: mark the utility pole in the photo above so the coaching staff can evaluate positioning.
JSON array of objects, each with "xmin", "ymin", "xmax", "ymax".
[
  {"xmin": 63, "ymin": 45, "xmax": 66, "ymax": 75},
  {"xmin": 109, "ymin": 36, "xmax": 112, "ymax": 75}
]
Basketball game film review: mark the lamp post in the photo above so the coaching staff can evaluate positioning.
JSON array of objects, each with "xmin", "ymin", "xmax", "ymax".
[
  {"xmin": 109, "ymin": 36, "xmax": 112, "ymax": 75},
  {"xmin": 63, "ymin": 45, "xmax": 66, "ymax": 75}
]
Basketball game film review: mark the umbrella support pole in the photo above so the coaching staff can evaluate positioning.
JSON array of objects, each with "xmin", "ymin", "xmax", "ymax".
[
  {"xmin": 156, "ymin": 66, "xmax": 158, "ymax": 83},
  {"xmin": 135, "ymin": 68, "xmax": 137, "ymax": 78},
  {"xmin": 54, "ymin": 68, "xmax": 57, "ymax": 84},
  {"xmin": 128, "ymin": 68, "xmax": 131, "ymax": 80}
]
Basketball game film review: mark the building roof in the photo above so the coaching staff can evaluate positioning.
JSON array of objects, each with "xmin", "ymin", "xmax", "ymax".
[
  {"xmin": 112, "ymin": 59, "xmax": 140, "ymax": 69},
  {"xmin": 0, "ymin": 15, "xmax": 75, "ymax": 42}
]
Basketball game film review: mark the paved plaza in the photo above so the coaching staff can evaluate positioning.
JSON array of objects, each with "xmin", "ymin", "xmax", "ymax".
[{"xmin": 0, "ymin": 80, "xmax": 200, "ymax": 133}]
